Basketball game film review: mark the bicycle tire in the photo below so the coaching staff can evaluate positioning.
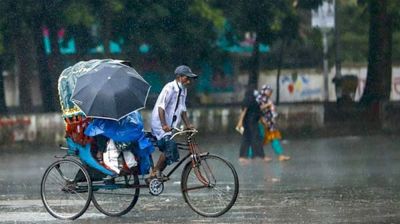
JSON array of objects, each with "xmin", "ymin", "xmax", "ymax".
[
  {"xmin": 41, "ymin": 159, "xmax": 92, "ymax": 220},
  {"xmin": 181, "ymin": 154, "xmax": 239, "ymax": 217},
  {"xmin": 91, "ymin": 172, "xmax": 140, "ymax": 217}
]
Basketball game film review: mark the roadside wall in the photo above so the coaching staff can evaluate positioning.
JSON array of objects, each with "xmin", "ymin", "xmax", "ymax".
[
  {"xmin": 0, "ymin": 104, "xmax": 324, "ymax": 145},
  {"xmin": 207, "ymin": 66, "xmax": 400, "ymax": 105},
  {"xmin": 1, "ymin": 102, "xmax": 397, "ymax": 145}
]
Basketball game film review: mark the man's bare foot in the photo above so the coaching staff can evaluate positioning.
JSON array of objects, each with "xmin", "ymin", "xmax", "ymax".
[
  {"xmin": 278, "ymin": 155, "xmax": 291, "ymax": 161},
  {"xmin": 239, "ymin": 157, "xmax": 250, "ymax": 165}
]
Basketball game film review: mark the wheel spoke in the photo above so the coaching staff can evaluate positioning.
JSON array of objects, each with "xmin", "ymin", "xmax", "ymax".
[
  {"xmin": 184, "ymin": 185, "xmax": 210, "ymax": 191},
  {"xmin": 41, "ymin": 159, "xmax": 92, "ymax": 220},
  {"xmin": 181, "ymin": 154, "xmax": 238, "ymax": 217},
  {"xmin": 92, "ymin": 173, "xmax": 140, "ymax": 217}
]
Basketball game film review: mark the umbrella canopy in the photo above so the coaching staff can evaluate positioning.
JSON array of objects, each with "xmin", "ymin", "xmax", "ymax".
[{"xmin": 71, "ymin": 62, "xmax": 151, "ymax": 120}]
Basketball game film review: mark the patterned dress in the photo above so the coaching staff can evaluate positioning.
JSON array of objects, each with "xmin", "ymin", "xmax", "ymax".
[{"xmin": 254, "ymin": 88, "xmax": 282, "ymax": 145}]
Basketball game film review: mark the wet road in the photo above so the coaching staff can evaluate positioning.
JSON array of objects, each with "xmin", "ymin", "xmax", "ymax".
[{"xmin": 1, "ymin": 134, "xmax": 400, "ymax": 223}]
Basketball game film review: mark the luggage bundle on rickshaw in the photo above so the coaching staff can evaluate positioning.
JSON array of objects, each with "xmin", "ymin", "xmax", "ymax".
[{"xmin": 57, "ymin": 59, "xmax": 154, "ymax": 175}]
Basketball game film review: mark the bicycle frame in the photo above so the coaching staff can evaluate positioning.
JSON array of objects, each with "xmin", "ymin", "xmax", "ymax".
[
  {"xmin": 164, "ymin": 129, "xmax": 210, "ymax": 185},
  {"xmin": 164, "ymin": 151, "xmax": 211, "ymax": 189},
  {"xmin": 63, "ymin": 128, "xmax": 209, "ymax": 188}
]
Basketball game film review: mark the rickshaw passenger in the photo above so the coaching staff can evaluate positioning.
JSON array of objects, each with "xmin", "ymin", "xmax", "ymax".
[{"xmin": 84, "ymin": 111, "xmax": 155, "ymax": 175}]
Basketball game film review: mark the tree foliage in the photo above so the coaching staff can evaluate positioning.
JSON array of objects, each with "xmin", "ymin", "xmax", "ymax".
[
  {"xmin": 212, "ymin": 0, "xmax": 321, "ymax": 87},
  {"xmin": 0, "ymin": 0, "xmax": 398, "ymax": 113}
]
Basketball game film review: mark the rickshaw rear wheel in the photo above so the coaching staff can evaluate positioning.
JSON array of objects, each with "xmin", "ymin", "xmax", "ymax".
[
  {"xmin": 91, "ymin": 170, "xmax": 140, "ymax": 217},
  {"xmin": 41, "ymin": 159, "xmax": 92, "ymax": 220}
]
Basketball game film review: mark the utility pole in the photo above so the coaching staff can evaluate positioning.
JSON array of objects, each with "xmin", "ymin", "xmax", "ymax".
[
  {"xmin": 312, "ymin": 0, "xmax": 335, "ymax": 102},
  {"xmin": 322, "ymin": 29, "xmax": 329, "ymax": 101},
  {"xmin": 334, "ymin": 0, "xmax": 342, "ymax": 101}
]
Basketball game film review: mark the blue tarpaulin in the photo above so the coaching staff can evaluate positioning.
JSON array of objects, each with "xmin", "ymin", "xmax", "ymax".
[{"xmin": 85, "ymin": 111, "xmax": 155, "ymax": 174}]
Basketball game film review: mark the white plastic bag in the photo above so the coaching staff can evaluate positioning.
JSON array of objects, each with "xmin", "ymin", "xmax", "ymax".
[
  {"xmin": 235, "ymin": 126, "xmax": 244, "ymax": 135},
  {"xmin": 122, "ymin": 150, "xmax": 137, "ymax": 168},
  {"xmin": 103, "ymin": 139, "xmax": 121, "ymax": 174}
]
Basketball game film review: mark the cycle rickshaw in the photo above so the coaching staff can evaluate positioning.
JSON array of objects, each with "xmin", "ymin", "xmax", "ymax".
[{"xmin": 40, "ymin": 60, "xmax": 239, "ymax": 220}]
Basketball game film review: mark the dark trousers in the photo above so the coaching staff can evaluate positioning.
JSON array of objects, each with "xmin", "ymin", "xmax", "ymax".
[
  {"xmin": 239, "ymin": 121, "xmax": 265, "ymax": 158},
  {"xmin": 157, "ymin": 135, "xmax": 179, "ymax": 165}
]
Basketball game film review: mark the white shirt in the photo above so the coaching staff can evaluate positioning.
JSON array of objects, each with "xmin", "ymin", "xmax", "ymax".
[{"xmin": 151, "ymin": 80, "xmax": 187, "ymax": 140}]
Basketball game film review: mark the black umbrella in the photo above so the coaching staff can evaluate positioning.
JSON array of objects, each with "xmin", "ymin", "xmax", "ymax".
[{"xmin": 71, "ymin": 62, "xmax": 151, "ymax": 120}]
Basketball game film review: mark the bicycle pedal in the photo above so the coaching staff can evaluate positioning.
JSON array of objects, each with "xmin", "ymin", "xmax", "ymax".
[
  {"xmin": 199, "ymin": 152, "xmax": 209, "ymax": 157},
  {"xmin": 102, "ymin": 176, "xmax": 115, "ymax": 185}
]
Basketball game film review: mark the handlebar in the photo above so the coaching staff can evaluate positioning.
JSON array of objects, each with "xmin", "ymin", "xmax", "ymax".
[{"xmin": 170, "ymin": 128, "xmax": 198, "ymax": 140}]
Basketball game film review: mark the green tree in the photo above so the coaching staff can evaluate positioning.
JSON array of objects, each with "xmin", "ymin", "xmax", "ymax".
[
  {"xmin": 88, "ymin": 0, "xmax": 124, "ymax": 58},
  {"xmin": 359, "ymin": 0, "xmax": 400, "ymax": 108},
  {"xmin": 216, "ymin": 0, "xmax": 322, "ymax": 89},
  {"xmin": 28, "ymin": 0, "xmax": 69, "ymax": 112},
  {"xmin": 0, "ymin": 1, "xmax": 38, "ymax": 113},
  {"xmin": 110, "ymin": 1, "xmax": 172, "ymax": 65},
  {"xmin": 338, "ymin": 1, "xmax": 368, "ymax": 64},
  {"xmin": 27, "ymin": 1, "xmax": 55, "ymax": 112},
  {"xmin": 1, "ymin": 0, "xmax": 71, "ymax": 113},
  {"xmin": 114, "ymin": 0, "xmax": 219, "ymax": 70},
  {"xmin": 63, "ymin": 1, "xmax": 95, "ymax": 60}
]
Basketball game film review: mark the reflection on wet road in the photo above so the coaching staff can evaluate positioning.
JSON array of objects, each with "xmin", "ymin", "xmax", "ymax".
[{"xmin": 0, "ymin": 135, "xmax": 400, "ymax": 223}]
